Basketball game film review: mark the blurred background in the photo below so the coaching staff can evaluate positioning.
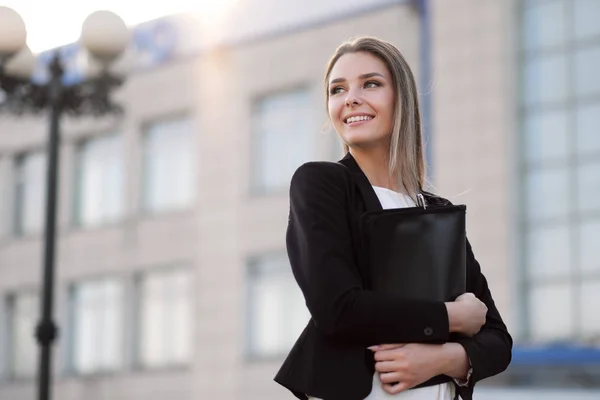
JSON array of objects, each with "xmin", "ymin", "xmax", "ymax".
[{"xmin": 0, "ymin": 0, "xmax": 599, "ymax": 399}]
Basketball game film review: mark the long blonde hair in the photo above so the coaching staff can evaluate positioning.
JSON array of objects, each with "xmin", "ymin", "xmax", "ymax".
[{"xmin": 324, "ymin": 36, "xmax": 426, "ymax": 198}]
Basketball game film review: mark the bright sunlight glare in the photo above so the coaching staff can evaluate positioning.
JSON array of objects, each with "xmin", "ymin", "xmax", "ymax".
[{"xmin": 1, "ymin": 0, "xmax": 238, "ymax": 53}]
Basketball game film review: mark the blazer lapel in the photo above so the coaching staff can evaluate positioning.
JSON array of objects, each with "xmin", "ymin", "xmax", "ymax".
[
  {"xmin": 339, "ymin": 152, "xmax": 442, "ymax": 209},
  {"xmin": 338, "ymin": 153, "xmax": 383, "ymax": 212}
]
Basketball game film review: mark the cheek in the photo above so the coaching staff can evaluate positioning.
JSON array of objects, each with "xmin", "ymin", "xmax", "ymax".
[
  {"xmin": 384, "ymin": 95, "xmax": 396, "ymax": 118},
  {"xmin": 328, "ymin": 99, "xmax": 342, "ymax": 123},
  {"xmin": 378, "ymin": 97, "xmax": 395, "ymax": 126}
]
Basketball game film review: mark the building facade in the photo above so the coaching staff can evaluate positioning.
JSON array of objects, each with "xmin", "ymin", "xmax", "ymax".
[{"xmin": 0, "ymin": 0, "xmax": 599, "ymax": 399}]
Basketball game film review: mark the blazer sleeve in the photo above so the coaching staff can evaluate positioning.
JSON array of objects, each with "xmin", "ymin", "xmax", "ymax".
[
  {"xmin": 456, "ymin": 239, "xmax": 513, "ymax": 390},
  {"xmin": 286, "ymin": 162, "xmax": 450, "ymax": 345}
]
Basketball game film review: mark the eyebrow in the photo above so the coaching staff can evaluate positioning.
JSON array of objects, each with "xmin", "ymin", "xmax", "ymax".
[{"xmin": 329, "ymin": 72, "xmax": 386, "ymax": 85}]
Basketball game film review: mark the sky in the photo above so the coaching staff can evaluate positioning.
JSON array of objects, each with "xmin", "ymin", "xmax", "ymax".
[{"xmin": 1, "ymin": 0, "xmax": 237, "ymax": 53}]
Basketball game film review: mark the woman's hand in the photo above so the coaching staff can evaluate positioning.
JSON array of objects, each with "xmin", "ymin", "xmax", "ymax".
[
  {"xmin": 370, "ymin": 342, "xmax": 471, "ymax": 394},
  {"xmin": 445, "ymin": 292, "xmax": 487, "ymax": 337},
  {"xmin": 370, "ymin": 343, "xmax": 446, "ymax": 394}
]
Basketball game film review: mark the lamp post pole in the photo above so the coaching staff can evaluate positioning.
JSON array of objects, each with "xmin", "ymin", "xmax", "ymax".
[
  {"xmin": 37, "ymin": 54, "xmax": 63, "ymax": 400},
  {"xmin": 0, "ymin": 8, "xmax": 130, "ymax": 400}
]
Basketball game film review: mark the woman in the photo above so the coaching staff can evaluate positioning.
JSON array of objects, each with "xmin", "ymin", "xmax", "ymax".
[{"xmin": 274, "ymin": 37, "xmax": 512, "ymax": 400}]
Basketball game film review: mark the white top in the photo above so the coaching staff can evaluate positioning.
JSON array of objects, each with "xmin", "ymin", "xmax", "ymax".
[
  {"xmin": 309, "ymin": 186, "xmax": 455, "ymax": 400},
  {"xmin": 372, "ymin": 185, "xmax": 416, "ymax": 209}
]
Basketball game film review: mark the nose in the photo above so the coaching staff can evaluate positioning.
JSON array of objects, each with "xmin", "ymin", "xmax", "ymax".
[{"xmin": 345, "ymin": 87, "xmax": 363, "ymax": 107}]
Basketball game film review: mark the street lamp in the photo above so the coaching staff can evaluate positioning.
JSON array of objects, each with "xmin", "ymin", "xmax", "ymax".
[{"xmin": 0, "ymin": 7, "xmax": 130, "ymax": 400}]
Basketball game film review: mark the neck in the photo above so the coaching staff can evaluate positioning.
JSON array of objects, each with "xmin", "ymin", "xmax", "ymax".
[{"xmin": 349, "ymin": 146, "xmax": 400, "ymax": 192}]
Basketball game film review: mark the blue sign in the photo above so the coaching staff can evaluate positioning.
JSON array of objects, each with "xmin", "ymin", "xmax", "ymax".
[
  {"xmin": 32, "ymin": 17, "xmax": 178, "ymax": 85},
  {"xmin": 512, "ymin": 344, "xmax": 600, "ymax": 366}
]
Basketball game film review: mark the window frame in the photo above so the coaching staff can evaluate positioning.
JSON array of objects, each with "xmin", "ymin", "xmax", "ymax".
[
  {"xmin": 249, "ymin": 85, "xmax": 316, "ymax": 196},
  {"xmin": 4, "ymin": 289, "xmax": 40, "ymax": 381},
  {"xmin": 13, "ymin": 149, "xmax": 47, "ymax": 238},
  {"xmin": 244, "ymin": 251, "xmax": 310, "ymax": 361},
  {"xmin": 72, "ymin": 132, "xmax": 125, "ymax": 229},
  {"xmin": 67, "ymin": 276, "xmax": 125, "ymax": 376},
  {"xmin": 133, "ymin": 265, "xmax": 194, "ymax": 370},
  {"xmin": 518, "ymin": 0, "xmax": 600, "ymax": 343},
  {"xmin": 140, "ymin": 114, "xmax": 196, "ymax": 215}
]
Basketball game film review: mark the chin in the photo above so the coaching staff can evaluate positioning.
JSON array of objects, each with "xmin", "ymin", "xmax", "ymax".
[{"xmin": 341, "ymin": 130, "xmax": 387, "ymax": 149}]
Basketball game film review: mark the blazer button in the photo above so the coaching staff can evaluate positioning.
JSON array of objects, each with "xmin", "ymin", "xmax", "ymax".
[{"xmin": 424, "ymin": 327, "xmax": 434, "ymax": 336}]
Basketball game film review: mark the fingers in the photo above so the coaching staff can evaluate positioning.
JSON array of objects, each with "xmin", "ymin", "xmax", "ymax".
[
  {"xmin": 382, "ymin": 381, "xmax": 410, "ymax": 395},
  {"xmin": 373, "ymin": 348, "xmax": 404, "ymax": 362},
  {"xmin": 379, "ymin": 371, "xmax": 401, "ymax": 384},
  {"xmin": 368, "ymin": 343, "xmax": 405, "ymax": 351},
  {"xmin": 374, "ymin": 361, "xmax": 397, "ymax": 373}
]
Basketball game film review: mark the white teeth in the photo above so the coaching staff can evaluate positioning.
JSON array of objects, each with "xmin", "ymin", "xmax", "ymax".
[{"xmin": 346, "ymin": 115, "xmax": 373, "ymax": 123}]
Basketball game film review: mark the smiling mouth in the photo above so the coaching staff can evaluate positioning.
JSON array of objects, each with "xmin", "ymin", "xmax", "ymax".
[{"xmin": 345, "ymin": 115, "xmax": 374, "ymax": 124}]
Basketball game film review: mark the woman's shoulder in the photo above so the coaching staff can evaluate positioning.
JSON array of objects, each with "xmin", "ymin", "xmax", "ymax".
[{"xmin": 290, "ymin": 160, "xmax": 352, "ymax": 190}]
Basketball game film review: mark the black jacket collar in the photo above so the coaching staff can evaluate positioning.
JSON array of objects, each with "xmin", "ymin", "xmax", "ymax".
[
  {"xmin": 338, "ymin": 153, "xmax": 383, "ymax": 212},
  {"xmin": 337, "ymin": 152, "xmax": 448, "ymax": 211}
]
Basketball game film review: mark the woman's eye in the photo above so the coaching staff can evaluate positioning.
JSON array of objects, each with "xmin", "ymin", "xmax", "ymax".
[
  {"xmin": 365, "ymin": 80, "xmax": 380, "ymax": 88},
  {"xmin": 329, "ymin": 86, "xmax": 344, "ymax": 95}
]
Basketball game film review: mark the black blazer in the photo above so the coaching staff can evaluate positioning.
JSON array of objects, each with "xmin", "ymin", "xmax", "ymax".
[{"xmin": 274, "ymin": 153, "xmax": 512, "ymax": 400}]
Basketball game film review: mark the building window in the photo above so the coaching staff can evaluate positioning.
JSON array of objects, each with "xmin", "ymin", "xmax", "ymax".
[
  {"xmin": 246, "ymin": 253, "xmax": 310, "ymax": 359},
  {"xmin": 142, "ymin": 117, "xmax": 196, "ymax": 213},
  {"xmin": 6, "ymin": 292, "xmax": 38, "ymax": 379},
  {"xmin": 74, "ymin": 134, "xmax": 124, "ymax": 228},
  {"xmin": 14, "ymin": 151, "xmax": 46, "ymax": 236},
  {"xmin": 136, "ymin": 267, "xmax": 192, "ymax": 368},
  {"xmin": 520, "ymin": 0, "xmax": 600, "ymax": 343},
  {"xmin": 251, "ymin": 88, "xmax": 316, "ymax": 193},
  {"xmin": 70, "ymin": 278, "xmax": 124, "ymax": 374}
]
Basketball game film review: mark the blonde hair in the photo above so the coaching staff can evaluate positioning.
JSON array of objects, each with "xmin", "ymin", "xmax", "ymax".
[{"xmin": 324, "ymin": 36, "xmax": 426, "ymax": 198}]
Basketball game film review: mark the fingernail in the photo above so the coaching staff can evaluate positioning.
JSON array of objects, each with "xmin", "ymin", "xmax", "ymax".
[{"xmin": 368, "ymin": 345, "xmax": 379, "ymax": 351}]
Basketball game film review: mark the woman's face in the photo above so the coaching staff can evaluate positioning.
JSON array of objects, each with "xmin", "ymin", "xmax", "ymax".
[{"xmin": 327, "ymin": 51, "xmax": 395, "ymax": 150}]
